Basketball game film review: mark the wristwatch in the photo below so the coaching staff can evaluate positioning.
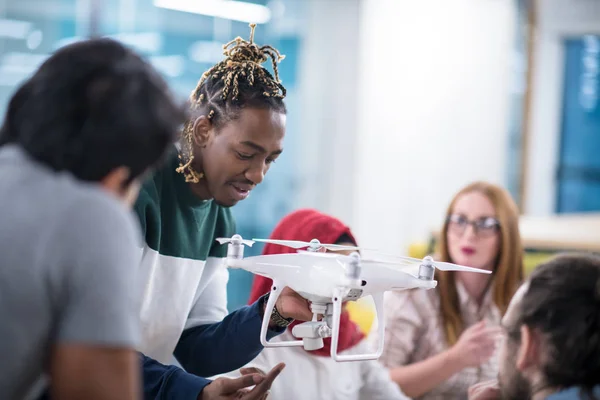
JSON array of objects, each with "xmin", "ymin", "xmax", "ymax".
[{"xmin": 260, "ymin": 292, "xmax": 294, "ymax": 328}]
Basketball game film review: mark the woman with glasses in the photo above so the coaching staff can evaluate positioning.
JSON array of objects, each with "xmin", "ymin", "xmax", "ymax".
[{"xmin": 371, "ymin": 181, "xmax": 524, "ymax": 400}]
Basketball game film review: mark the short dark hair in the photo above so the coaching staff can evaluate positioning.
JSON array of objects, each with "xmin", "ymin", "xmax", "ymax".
[
  {"xmin": 177, "ymin": 23, "xmax": 287, "ymax": 183},
  {"xmin": 0, "ymin": 37, "xmax": 185, "ymax": 183},
  {"xmin": 513, "ymin": 253, "xmax": 600, "ymax": 398}
]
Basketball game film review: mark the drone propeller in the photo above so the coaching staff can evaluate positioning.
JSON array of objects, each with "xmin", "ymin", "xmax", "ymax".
[
  {"xmin": 215, "ymin": 235, "xmax": 255, "ymax": 247},
  {"xmin": 369, "ymin": 253, "xmax": 492, "ymax": 274},
  {"xmin": 360, "ymin": 257, "xmax": 414, "ymax": 267},
  {"xmin": 252, "ymin": 238, "xmax": 360, "ymax": 252},
  {"xmin": 428, "ymin": 259, "xmax": 491, "ymax": 273},
  {"xmin": 295, "ymin": 250, "xmax": 348, "ymax": 259}
]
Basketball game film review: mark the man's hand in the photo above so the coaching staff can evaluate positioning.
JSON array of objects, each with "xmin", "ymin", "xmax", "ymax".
[
  {"xmin": 275, "ymin": 287, "xmax": 313, "ymax": 321},
  {"xmin": 468, "ymin": 379, "xmax": 501, "ymax": 400},
  {"xmin": 199, "ymin": 363, "xmax": 285, "ymax": 400}
]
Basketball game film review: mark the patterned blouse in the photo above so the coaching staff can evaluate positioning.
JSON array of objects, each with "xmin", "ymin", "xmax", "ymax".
[{"xmin": 370, "ymin": 281, "xmax": 501, "ymax": 400}]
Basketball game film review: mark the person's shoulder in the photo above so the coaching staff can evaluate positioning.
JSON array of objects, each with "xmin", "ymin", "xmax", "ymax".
[
  {"xmin": 134, "ymin": 176, "xmax": 159, "ymax": 218},
  {"xmin": 136, "ymin": 169, "xmax": 161, "ymax": 208},
  {"xmin": 130, "ymin": 167, "xmax": 165, "ymax": 239},
  {"xmin": 59, "ymin": 180, "xmax": 139, "ymax": 239},
  {"xmin": 135, "ymin": 147, "xmax": 178, "ymax": 208},
  {"xmin": 64, "ymin": 177, "xmax": 123, "ymax": 210},
  {"xmin": 39, "ymin": 179, "xmax": 142, "ymax": 287}
]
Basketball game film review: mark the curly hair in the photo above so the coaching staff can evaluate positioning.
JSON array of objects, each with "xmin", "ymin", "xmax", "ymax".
[{"xmin": 177, "ymin": 23, "xmax": 287, "ymax": 183}]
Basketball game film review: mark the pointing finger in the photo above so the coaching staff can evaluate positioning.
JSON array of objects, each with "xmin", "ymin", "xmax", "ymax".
[
  {"xmin": 243, "ymin": 363, "xmax": 285, "ymax": 399},
  {"xmin": 241, "ymin": 367, "xmax": 267, "ymax": 376},
  {"xmin": 220, "ymin": 374, "xmax": 264, "ymax": 394}
]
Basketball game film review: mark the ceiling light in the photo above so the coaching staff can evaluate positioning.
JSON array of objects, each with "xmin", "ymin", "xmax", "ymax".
[{"xmin": 153, "ymin": 0, "xmax": 272, "ymax": 24}]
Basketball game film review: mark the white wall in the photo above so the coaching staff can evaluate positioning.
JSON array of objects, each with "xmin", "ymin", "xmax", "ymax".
[
  {"xmin": 294, "ymin": 0, "xmax": 360, "ymax": 225},
  {"xmin": 524, "ymin": 0, "xmax": 600, "ymax": 215},
  {"xmin": 348, "ymin": 0, "xmax": 517, "ymax": 255}
]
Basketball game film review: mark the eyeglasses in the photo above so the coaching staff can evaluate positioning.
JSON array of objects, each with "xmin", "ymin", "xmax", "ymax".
[{"xmin": 447, "ymin": 214, "xmax": 500, "ymax": 237}]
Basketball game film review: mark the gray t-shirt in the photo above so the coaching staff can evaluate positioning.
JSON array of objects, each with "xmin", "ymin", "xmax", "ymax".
[{"xmin": 0, "ymin": 145, "xmax": 142, "ymax": 399}]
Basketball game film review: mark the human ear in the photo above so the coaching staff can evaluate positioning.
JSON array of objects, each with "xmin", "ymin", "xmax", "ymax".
[
  {"xmin": 192, "ymin": 115, "xmax": 212, "ymax": 148},
  {"xmin": 515, "ymin": 325, "xmax": 540, "ymax": 371}
]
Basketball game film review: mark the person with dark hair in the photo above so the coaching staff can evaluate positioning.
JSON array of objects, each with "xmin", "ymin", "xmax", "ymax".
[
  {"xmin": 0, "ymin": 38, "xmax": 183, "ymax": 400},
  {"xmin": 468, "ymin": 253, "xmax": 600, "ymax": 400},
  {"xmin": 134, "ymin": 24, "xmax": 313, "ymax": 399}
]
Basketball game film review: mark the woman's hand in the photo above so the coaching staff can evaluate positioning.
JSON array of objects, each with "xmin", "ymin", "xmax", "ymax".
[{"xmin": 448, "ymin": 321, "xmax": 501, "ymax": 369}]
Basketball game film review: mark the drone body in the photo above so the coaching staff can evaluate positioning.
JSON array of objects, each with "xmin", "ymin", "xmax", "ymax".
[
  {"xmin": 228, "ymin": 251, "xmax": 437, "ymax": 304},
  {"xmin": 216, "ymin": 234, "xmax": 491, "ymax": 362}
]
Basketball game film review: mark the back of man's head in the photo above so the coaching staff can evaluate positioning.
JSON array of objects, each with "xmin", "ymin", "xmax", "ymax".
[
  {"xmin": 0, "ymin": 37, "xmax": 185, "ymax": 183},
  {"xmin": 517, "ymin": 253, "xmax": 600, "ymax": 396}
]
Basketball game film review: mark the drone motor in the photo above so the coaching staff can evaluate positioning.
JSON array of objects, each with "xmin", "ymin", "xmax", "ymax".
[
  {"xmin": 226, "ymin": 234, "xmax": 245, "ymax": 260},
  {"xmin": 418, "ymin": 256, "xmax": 435, "ymax": 280},
  {"xmin": 306, "ymin": 238, "xmax": 322, "ymax": 252},
  {"xmin": 346, "ymin": 252, "xmax": 361, "ymax": 280}
]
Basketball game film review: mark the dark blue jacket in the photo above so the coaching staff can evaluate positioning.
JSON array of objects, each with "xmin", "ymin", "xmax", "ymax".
[
  {"xmin": 142, "ymin": 298, "xmax": 284, "ymax": 400},
  {"xmin": 37, "ymin": 299, "xmax": 283, "ymax": 400}
]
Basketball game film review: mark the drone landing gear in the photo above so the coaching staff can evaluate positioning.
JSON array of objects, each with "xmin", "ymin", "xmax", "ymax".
[
  {"xmin": 260, "ymin": 280, "xmax": 304, "ymax": 348},
  {"xmin": 330, "ymin": 289, "xmax": 385, "ymax": 362},
  {"xmin": 259, "ymin": 282, "xmax": 386, "ymax": 362}
]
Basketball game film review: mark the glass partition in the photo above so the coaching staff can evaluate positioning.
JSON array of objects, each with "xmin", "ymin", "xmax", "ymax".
[{"xmin": 0, "ymin": 0, "xmax": 307, "ymax": 311}]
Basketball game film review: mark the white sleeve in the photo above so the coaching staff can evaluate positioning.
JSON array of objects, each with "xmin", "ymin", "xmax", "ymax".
[{"xmin": 184, "ymin": 257, "xmax": 230, "ymax": 329}]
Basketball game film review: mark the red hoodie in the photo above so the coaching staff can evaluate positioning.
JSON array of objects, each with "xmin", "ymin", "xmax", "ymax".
[{"xmin": 247, "ymin": 208, "xmax": 364, "ymax": 356}]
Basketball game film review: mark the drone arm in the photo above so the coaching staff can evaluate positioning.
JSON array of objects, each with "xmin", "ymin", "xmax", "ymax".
[
  {"xmin": 330, "ymin": 291, "xmax": 385, "ymax": 362},
  {"xmin": 259, "ymin": 280, "xmax": 304, "ymax": 348}
]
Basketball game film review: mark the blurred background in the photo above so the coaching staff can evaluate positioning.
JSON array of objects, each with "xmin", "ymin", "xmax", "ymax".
[{"xmin": 0, "ymin": 0, "xmax": 598, "ymax": 311}]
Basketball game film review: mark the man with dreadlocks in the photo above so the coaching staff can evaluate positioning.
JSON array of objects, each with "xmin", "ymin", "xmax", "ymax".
[{"xmin": 136, "ymin": 24, "xmax": 313, "ymax": 399}]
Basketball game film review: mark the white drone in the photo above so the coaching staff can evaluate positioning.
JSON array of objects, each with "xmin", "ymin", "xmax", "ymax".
[{"xmin": 216, "ymin": 234, "xmax": 491, "ymax": 362}]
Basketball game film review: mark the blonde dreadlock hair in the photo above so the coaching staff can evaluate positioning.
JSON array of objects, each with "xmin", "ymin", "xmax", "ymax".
[{"xmin": 176, "ymin": 23, "xmax": 287, "ymax": 183}]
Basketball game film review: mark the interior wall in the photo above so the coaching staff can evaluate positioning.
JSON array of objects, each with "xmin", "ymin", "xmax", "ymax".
[
  {"xmin": 294, "ymin": 0, "xmax": 360, "ymax": 226},
  {"xmin": 349, "ymin": 0, "xmax": 517, "ymax": 254}
]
